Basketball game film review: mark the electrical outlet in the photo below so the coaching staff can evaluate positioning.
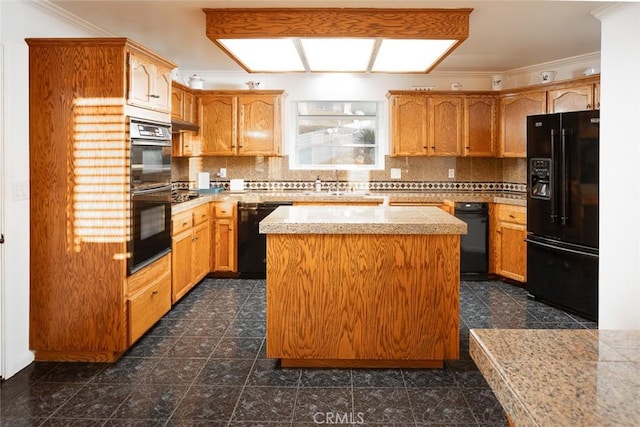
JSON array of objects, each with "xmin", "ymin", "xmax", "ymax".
[
  {"xmin": 390, "ymin": 168, "xmax": 401, "ymax": 179},
  {"xmin": 219, "ymin": 168, "xmax": 227, "ymax": 178},
  {"xmin": 448, "ymin": 168, "xmax": 455, "ymax": 179}
]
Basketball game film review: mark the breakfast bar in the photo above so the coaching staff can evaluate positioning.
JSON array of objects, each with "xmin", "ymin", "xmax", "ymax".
[{"xmin": 259, "ymin": 205, "xmax": 467, "ymax": 368}]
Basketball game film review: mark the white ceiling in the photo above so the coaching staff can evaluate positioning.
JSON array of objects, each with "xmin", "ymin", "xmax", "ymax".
[{"xmin": 49, "ymin": 0, "xmax": 609, "ymax": 74}]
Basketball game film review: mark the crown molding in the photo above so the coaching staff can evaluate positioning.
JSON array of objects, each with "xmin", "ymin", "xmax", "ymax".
[{"xmin": 25, "ymin": 0, "xmax": 113, "ymax": 37}]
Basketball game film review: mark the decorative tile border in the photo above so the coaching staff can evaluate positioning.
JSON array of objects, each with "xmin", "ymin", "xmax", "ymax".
[{"xmin": 174, "ymin": 180, "xmax": 527, "ymax": 194}]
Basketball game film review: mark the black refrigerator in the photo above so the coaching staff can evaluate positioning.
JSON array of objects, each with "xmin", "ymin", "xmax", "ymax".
[{"xmin": 526, "ymin": 110, "xmax": 599, "ymax": 321}]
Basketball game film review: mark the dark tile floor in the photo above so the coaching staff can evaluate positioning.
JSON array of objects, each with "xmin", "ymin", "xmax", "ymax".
[{"xmin": 1, "ymin": 279, "xmax": 596, "ymax": 426}]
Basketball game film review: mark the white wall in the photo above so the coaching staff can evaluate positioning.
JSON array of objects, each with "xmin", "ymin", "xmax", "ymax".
[
  {"xmin": 0, "ymin": 0, "xmax": 106, "ymax": 379},
  {"xmin": 597, "ymin": 3, "xmax": 640, "ymax": 329}
]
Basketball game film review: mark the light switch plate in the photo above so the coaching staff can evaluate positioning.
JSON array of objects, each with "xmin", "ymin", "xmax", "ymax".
[
  {"xmin": 448, "ymin": 168, "xmax": 455, "ymax": 179},
  {"xmin": 219, "ymin": 168, "xmax": 227, "ymax": 178},
  {"xmin": 390, "ymin": 168, "xmax": 401, "ymax": 179}
]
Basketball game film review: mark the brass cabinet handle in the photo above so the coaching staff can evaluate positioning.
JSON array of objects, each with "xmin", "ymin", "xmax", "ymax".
[
  {"xmin": 149, "ymin": 94, "xmax": 160, "ymax": 99},
  {"xmin": 152, "ymin": 290, "xmax": 158, "ymax": 295}
]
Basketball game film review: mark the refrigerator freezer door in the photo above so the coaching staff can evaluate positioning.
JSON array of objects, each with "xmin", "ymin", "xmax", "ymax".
[
  {"xmin": 526, "ymin": 236, "xmax": 598, "ymax": 320},
  {"xmin": 527, "ymin": 113, "xmax": 562, "ymax": 240},
  {"xmin": 557, "ymin": 110, "xmax": 599, "ymax": 248}
]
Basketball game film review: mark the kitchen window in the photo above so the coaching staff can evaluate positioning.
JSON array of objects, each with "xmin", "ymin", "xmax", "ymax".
[{"xmin": 290, "ymin": 101, "xmax": 382, "ymax": 170}]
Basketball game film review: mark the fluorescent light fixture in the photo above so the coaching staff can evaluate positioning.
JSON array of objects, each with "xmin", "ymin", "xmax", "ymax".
[
  {"xmin": 218, "ymin": 39, "xmax": 305, "ymax": 72},
  {"xmin": 301, "ymin": 38, "xmax": 375, "ymax": 72},
  {"xmin": 372, "ymin": 39, "xmax": 458, "ymax": 72}
]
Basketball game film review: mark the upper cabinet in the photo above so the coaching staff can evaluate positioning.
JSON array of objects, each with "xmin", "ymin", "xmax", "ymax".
[
  {"xmin": 171, "ymin": 82, "xmax": 196, "ymax": 123},
  {"xmin": 127, "ymin": 48, "xmax": 173, "ymax": 113},
  {"xmin": 389, "ymin": 95, "xmax": 428, "ymax": 156},
  {"xmin": 389, "ymin": 92, "xmax": 495, "ymax": 157},
  {"xmin": 464, "ymin": 96, "xmax": 498, "ymax": 157},
  {"xmin": 498, "ymin": 90, "xmax": 547, "ymax": 157},
  {"xmin": 199, "ymin": 91, "xmax": 284, "ymax": 157},
  {"xmin": 429, "ymin": 95, "xmax": 463, "ymax": 156},
  {"xmin": 547, "ymin": 84, "xmax": 594, "ymax": 113}
]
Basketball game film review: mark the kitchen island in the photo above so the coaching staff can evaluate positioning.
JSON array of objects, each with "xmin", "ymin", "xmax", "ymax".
[{"xmin": 259, "ymin": 205, "xmax": 467, "ymax": 368}]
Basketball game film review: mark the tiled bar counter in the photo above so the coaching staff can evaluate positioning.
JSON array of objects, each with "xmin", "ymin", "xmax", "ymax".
[{"xmin": 470, "ymin": 329, "xmax": 640, "ymax": 426}]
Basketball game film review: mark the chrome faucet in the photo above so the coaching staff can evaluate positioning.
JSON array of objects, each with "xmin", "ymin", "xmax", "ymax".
[{"xmin": 330, "ymin": 169, "xmax": 340, "ymax": 194}]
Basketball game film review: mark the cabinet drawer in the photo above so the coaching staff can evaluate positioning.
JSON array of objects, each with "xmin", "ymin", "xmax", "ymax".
[
  {"xmin": 192, "ymin": 204, "xmax": 210, "ymax": 226},
  {"xmin": 172, "ymin": 211, "xmax": 193, "ymax": 235},
  {"xmin": 128, "ymin": 272, "xmax": 171, "ymax": 344},
  {"xmin": 127, "ymin": 253, "xmax": 170, "ymax": 295},
  {"xmin": 497, "ymin": 205, "xmax": 527, "ymax": 224},
  {"xmin": 214, "ymin": 202, "xmax": 236, "ymax": 218}
]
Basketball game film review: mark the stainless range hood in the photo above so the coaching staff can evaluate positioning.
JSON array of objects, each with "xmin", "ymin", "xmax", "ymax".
[{"xmin": 171, "ymin": 118, "xmax": 199, "ymax": 133}]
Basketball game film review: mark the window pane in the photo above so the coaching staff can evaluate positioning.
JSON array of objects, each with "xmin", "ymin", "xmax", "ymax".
[{"xmin": 293, "ymin": 101, "xmax": 381, "ymax": 169}]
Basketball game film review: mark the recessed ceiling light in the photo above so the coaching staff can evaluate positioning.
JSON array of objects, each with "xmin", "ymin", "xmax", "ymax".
[
  {"xmin": 372, "ymin": 39, "xmax": 458, "ymax": 73},
  {"xmin": 218, "ymin": 39, "xmax": 305, "ymax": 72}
]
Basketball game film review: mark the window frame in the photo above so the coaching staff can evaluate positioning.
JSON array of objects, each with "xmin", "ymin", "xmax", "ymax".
[{"xmin": 288, "ymin": 100, "xmax": 385, "ymax": 171}]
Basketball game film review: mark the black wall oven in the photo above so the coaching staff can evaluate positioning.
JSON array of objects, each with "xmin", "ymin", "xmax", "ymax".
[{"xmin": 128, "ymin": 118, "xmax": 172, "ymax": 275}]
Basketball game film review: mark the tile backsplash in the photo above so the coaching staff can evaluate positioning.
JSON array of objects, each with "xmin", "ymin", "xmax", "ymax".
[{"xmin": 172, "ymin": 155, "xmax": 527, "ymax": 192}]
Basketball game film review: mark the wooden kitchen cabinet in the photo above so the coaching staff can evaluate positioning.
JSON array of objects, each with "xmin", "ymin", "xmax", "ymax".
[
  {"xmin": 547, "ymin": 84, "xmax": 595, "ymax": 113},
  {"xmin": 388, "ymin": 200, "xmax": 455, "ymax": 214},
  {"xmin": 428, "ymin": 95, "xmax": 463, "ymax": 156},
  {"xmin": 127, "ymin": 254, "xmax": 172, "ymax": 344},
  {"xmin": 199, "ymin": 90, "xmax": 284, "ymax": 156},
  {"xmin": 389, "ymin": 95, "xmax": 429, "ymax": 156},
  {"xmin": 128, "ymin": 48, "xmax": 173, "ymax": 113},
  {"xmin": 489, "ymin": 204, "xmax": 527, "ymax": 282},
  {"xmin": 389, "ymin": 91, "xmax": 495, "ymax": 158},
  {"xmin": 212, "ymin": 201, "xmax": 238, "ymax": 272},
  {"xmin": 464, "ymin": 95, "xmax": 498, "ymax": 156},
  {"xmin": 27, "ymin": 38, "xmax": 175, "ymax": 362},
  {"xmin": 171, "ymin": 203, "xmax": 211, "ymax": 303},
  {"xmin": 171, "ymin": 82, "xmax": 196, "ymax": 123},
  {"xmin": 498, "ymin": 90, "xmax": 547, "ymax": 157}
]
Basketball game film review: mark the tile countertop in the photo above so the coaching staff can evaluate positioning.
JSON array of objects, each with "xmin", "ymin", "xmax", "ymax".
[
  {"xmin": 171, "ymin": 190, "xmax": 526, "ymax": 214},
  {"xmin": 469, "ymin": 329, "xmax": 640, "ymax": 427},
  {"xmin": 259, "ymin": 205, "xmax": 468, "ymax": 235}
]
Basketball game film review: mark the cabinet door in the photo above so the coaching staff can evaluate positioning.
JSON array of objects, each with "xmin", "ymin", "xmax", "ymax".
[
  {"xmin": 152, "ymin": 65, "xmax": 172, "ymax": 112},
  {"xmin": 499, "ymin": 91, "xmax": 546, "ymax": 157},
  {"xmin": 390, "ymin": 96, "xmax": 428, "ymax": 156},
  {"xmin": 464, "ymin": 96, "xmax": 497, "ymax": 157},
  {"xmin": 547, "ymin": 85, "xmax": 594, "ymax": 113},
  {"xmin": 128, "ymin": 52, "xmax": 154, "ymax": 108},
  {"xmin": 183, "ymin": 91, "xmax": 195, "ymax": 123},
  {"xmin": 429, "ymin": 96, "xmax": 463, "ymax": 156},
  {"xmin": 171, "ymin": 230, "xmax": 193, "ymax": 303},
  {"xmin": 238, "ymin": 94, "xmax": 282, "ymax": 156},
  {"xmin": 191, "ymin": 221, "xmax": 211, "ymax": 283},
  {"xmin": 200, "ymin": 95, "xmax": 237, "ymax": 155},
  {"xmin": 497, "ymin": 221, "xmax": 527, "ymax": 282},
  {"xmin": 214, "ymin": 218, "xmax": 237, "ymax": 272},
  {"xmin": 594, "ymin": 82, "xmax": 600, "ymax": 110},
  {"xmin": 171, "ymin": 86, "xmax": 183, "ymax": 119}
]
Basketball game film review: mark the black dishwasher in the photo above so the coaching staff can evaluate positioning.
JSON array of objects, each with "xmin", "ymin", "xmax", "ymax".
[
  {"xmin": 237, "ymin": 201, "xmax": 293, "ymax": 278},
  {"xmin": 454, "ymin": 202, "xmax": 489, "ymax": 280}
]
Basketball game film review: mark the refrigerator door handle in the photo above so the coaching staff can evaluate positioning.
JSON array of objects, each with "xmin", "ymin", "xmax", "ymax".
[
  {"xmin": 550, "ymin": 129, "xmax": 558, "ymax": 223},
  {"xmin": 525, "ymin": 238, "xmax": 599, "ymax": 258},
  {"xmin": 560, "ymin": 129, "xmax": 569, "ymax": 225}
]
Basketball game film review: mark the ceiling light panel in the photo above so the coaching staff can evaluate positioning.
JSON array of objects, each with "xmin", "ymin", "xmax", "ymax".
[
  {"xmin": 301, "ymin": 38, "xmax": 375, "ymax": 72},
  {"xmin": 372, "ymin": 39, "xmax": 458, "ymax": 73},
  {"xmin": 218, "ymin": 39, "xmax": 305, "ymax": 72}
]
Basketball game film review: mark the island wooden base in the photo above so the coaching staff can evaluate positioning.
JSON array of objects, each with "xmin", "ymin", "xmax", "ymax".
[
  {"xmin": 281, "ymin": 359, "xmax": 444, "ymax": 369},
  {"xmin": 34, "ymin": 350, "xmax": 124, "ymax": 363},
  {"xmin": 266, "ymin": 233, "xmax": 460, "ymax": 367}
]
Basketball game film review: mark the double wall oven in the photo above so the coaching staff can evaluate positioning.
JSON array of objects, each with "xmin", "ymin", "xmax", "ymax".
[{"xmin": 128, "ymin": 118, "xmax": 172, "ymax": 275}]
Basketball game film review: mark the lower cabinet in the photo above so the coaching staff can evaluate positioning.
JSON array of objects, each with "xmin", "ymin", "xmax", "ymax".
[
  {"xmin": 489, "ymin": 203, "xmax": 527, "ymax": 282},
  {"xmin": 388, "ymin": 200, "xmax": 455, "ymax": 214},
  {"xmin": 171, "ymin": 203, "xmax": 211, "ymax": 303},
  {"xmin": 212, "ymin": 201, "xmax": 238, "ymax": 272},
  {"xmin": 127, "ymin": 254, "xmax": 172, "ymax": 344}
]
